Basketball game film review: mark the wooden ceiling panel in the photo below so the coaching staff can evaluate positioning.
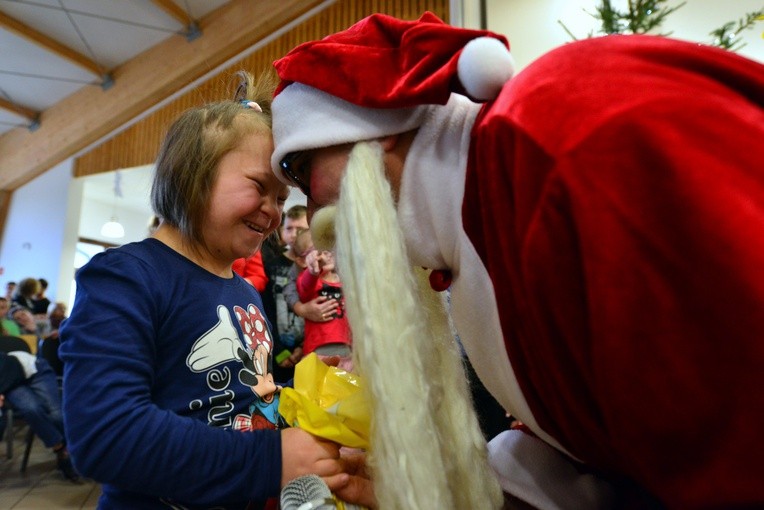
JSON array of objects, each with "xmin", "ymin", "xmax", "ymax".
[
  {"xmin": 74, "ymin": 0, "xmax": 451, "ymax": 179},
  {"xmin": 0, "ymin": 0, "xmax": 326, "ymax": 191}
]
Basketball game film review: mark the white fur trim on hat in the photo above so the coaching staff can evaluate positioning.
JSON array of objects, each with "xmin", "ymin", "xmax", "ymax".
[
  {"xmin": 457, "ymin": 36, "xmax": 515, "ymax": 101},
  {"xmin": 271, "ymin": 83, "xmax": 431, "ymax": 184}
]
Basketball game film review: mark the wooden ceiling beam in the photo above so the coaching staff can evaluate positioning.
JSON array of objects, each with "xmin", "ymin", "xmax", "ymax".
[
  {"xmin": 0, "ymin": 0, "xmax": 327, "ymax": 191},
  {"xmin": 0, "ymin": 190, "xmax": 11, "ymax": 250},
  {"xmin": 0, "ymin": 9, "xmax": 103, "ymax": 77},
  {"xmin": 0, "ymin": 97, "xmax": 38, "ymax": 124},
  {"xmin": 150, "ymin": 0, "xmax": 195, "ymax": 31}
]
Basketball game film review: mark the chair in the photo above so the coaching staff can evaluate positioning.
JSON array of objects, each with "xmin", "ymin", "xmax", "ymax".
[
  {"xmin": 39, "ymin": 336, "xmax": 64, "ymax": 378},
  {"xmin": 0, "ymin": 335, "xmax": 37, "ymax": 472},
  {"xmin": 18, "ymin": 334, "xmax": 38, "ymax": 355}
]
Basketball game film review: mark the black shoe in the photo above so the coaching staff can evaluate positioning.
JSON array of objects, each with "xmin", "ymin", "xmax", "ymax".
[{"xmin": 57, "ymin": 456, "xmax": 81, "ymax": 483}]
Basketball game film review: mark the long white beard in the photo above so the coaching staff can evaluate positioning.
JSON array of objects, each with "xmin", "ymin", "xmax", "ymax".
[{"xmin": 313, "ymin": 141, "xmax": 503, "ymax": 509}]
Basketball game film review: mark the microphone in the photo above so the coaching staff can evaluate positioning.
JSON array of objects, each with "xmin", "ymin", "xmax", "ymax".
[{"xmin": 280, "ymin": 474, "xmax": 366, "ymax": 510}]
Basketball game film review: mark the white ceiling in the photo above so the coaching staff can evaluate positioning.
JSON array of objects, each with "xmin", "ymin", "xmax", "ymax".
[{"xmin": 0, "ymin": 0, "xmax": 229, "ymax": 133}]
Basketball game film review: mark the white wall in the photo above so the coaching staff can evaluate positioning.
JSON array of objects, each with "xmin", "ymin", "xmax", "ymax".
[
  {"xmin": 484, "ymin": 0, "xmax": 763, "ymax": 71},
  {"xmin": 0, "ymin": 159, "xmax": 72, "ymax": 304}
]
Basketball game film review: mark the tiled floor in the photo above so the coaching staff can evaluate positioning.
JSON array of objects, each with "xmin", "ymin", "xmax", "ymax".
[{"xmin": 1, "ymin": 422, "xmax": 100, "ymax": 509}]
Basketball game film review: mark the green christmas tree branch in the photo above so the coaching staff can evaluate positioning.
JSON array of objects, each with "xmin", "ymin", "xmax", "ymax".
[
  {"xmin": 624, "ymin": 0, "xmax": 686, "ymax": 34},
  {"xmin": 709, "ymin": 9, "xmax": 764, "ymax": 51},
  {"xmin": 559, "ymin": 0, "xmax": 687, "ymax": 37},
  {"xmin": 559, "ymin": 1, "xmax": 763, "ymax": 54}
]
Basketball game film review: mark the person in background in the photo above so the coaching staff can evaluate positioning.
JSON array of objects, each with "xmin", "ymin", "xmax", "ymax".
[
  {"xmin": 282, "ymin": 228, "xmax": 339, "ymax": 327},
  {"xmin": 258, "ymin": 222, "xmax": 285, "ymax": 336},
  {"xmin": 9, "ymin": 305, "xmax": 50, "ymax": 340},
  {"xmin": 47, "ymin": 301, "xmax": 68, "ymax": 332},
  {"xmin": 294, "ymin": 230, "xmax": 349, "ymax": 358},
  {"xmin": 276, "ymin": 211, "xmax": 339, "ymax": 376},
  {"xmin": 0, "ymin": 326, "xmax": 79, "ymax": 482},
  {"xmin": 263, "ymin": 205, "xmax": 309, "ymax": 382},
  {"xmin": 5, "ymin": 281, "xmax": 16, "ymax": 301},
  {"xmin": 59, "ymin": 71, "xmax": 370, "ymax": 509},
  {"xmin": 0, "ymin": 297, "xmax": 22, "ymax": 336},
  {"xmin": 31, "ymin": 278, "xmax": 51, "ymax": 316},
  {"xmin": 41, "ymin": 301, "xmax": 69, "ymax": 376},
  {"xmin": 232, "ymin": 251, "xmax": 268, "ymax": 292},
  {"xmin": 11, "ymin": 277, "xmax": 39, "ymax": 312},
  {"xmin": 268, "ymin": 11, "xmax": 764, "ymax": 510}
]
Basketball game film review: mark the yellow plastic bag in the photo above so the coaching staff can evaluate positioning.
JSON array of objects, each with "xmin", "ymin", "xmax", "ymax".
[{"xmin": 279, "ymin": 353, "xmax": 370, "ymax": 449}]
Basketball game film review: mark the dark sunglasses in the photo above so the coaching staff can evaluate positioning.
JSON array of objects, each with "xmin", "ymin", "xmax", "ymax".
[{"xmin": 279, "ymin": 152, "xmax": 312, "ymax": 199}]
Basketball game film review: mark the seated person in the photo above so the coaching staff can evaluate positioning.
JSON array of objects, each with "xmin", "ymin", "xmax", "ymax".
[
  {"xmin": 0, "ymin": 297, "xmax": 22, "ymax": 336},
  {"xmin": 9, "ymin": 305, "xmax": 50, "ymax": 340},
  {"xmin": 40, "ymin": 302, "xmax": 69, "ymax": 377},
  {"xmin": 0, "ymin": 346, "xmax": 79, "ymax": 481},
  {"xmin": 11, "ymin": 277, "xmax": 40, "ymax": 313},
  {"xmin": 47, "ymin": 301, "xmax": 68, "ymax": 333},
  {"xmin": 32, "ymin": 278, "xmax": 51, "ymax": 316}
]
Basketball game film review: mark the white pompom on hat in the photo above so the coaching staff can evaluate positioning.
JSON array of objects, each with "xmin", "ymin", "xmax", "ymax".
[
  {"xmin": 458, "ymin": 36, "xmax": 516, "ymax": 101},
  {"xmin": 270, "ymin": 11, "xmax": 514, "ymax": 183}
]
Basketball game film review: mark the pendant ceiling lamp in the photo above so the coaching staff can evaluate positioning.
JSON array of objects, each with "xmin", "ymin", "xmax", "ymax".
[{"xmin": 100, "ymin": 171, "xmax": 125, "ymax": 239}]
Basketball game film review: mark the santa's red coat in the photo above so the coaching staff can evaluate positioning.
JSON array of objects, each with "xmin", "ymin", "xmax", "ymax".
[{"xmin": 458, "ymin": 35, "xmax": 764, "ymax": 508}]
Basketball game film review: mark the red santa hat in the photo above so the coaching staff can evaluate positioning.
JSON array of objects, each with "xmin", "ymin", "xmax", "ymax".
[{"xmin": 270, "ymin": 11, "xmax": 514, "ymax": 181}]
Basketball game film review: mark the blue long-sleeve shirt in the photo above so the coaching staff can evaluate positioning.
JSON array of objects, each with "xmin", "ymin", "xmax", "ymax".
[{"xmin": 60, "ymin": 238, "xmax": 282, "ymax": 509}]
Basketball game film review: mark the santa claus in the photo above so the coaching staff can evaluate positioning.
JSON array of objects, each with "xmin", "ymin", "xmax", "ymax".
[{"xmin": 269, "ymin": 11, "xmax": 764, "ymax": 509}]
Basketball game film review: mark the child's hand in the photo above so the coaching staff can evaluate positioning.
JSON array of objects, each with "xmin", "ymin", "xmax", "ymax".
[
  {"xmin": 295, "ymin": 296, "xmax": 337, "ymax": 322},
  {"xmin": 317, "ymin": 355, "xmax": 354, "ymax": 373},
  {"xmin": 280, "ymin": 428, "xmax": 343, "ymax": 486},
  {"xmin": 306, "ymin": 249, "xmax": 336, "ymax": 276},
  {"xmin": 305, "ymin": 249, "xmax": 322, "ymax": 276},
  {"xmin": 288, "ymin": 347, "xmax": 304, "ymax": 365},
  {"xmin": 317, "ymin": 250, "xmax": 336, "ymax": 273}
]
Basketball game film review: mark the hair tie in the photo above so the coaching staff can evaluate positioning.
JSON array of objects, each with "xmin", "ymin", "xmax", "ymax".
[{"xmin": 240, "ymin": 99, "xmax": 263, "ymax": 112}]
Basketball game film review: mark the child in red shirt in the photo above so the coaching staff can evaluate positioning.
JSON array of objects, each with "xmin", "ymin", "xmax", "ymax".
[{"xmin": 294, "ymin": 229, "xmax": 351, "ymax": 357}]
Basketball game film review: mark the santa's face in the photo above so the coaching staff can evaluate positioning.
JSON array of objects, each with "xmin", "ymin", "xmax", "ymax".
[
  {"xmin": 299, "ymin": 137, "xmax": 406, "ymax": 221},
  {"xmin": 303, "ymin": 143, "xmax": 354, "ymax": 219}
]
